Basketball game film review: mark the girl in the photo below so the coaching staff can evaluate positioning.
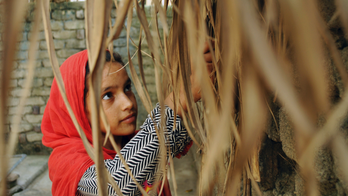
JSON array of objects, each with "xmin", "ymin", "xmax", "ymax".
[{"xmin": 42, "ymin": 45, "xmax": 212, "ymax": 195}]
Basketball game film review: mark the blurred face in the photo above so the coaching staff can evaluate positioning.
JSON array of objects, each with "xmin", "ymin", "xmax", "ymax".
[{"xmin": 85, "ymin": 62, "xmax": 138, "ymax": 136}]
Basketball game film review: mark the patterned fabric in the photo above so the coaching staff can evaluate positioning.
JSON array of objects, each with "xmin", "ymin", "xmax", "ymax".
[{"xmin": 77, "ymin": 104, "xmax": 191, "ymax": 196}]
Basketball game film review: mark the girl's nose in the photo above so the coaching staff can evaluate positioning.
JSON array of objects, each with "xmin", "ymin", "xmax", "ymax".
[{"xmin": 120, "ymin": 93, "xmax": 134, "ymax": 111}]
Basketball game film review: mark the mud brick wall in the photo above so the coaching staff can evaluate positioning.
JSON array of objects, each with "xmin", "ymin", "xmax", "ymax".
[{"xmin": 5, "ymin": 2, "xmax": 172, "ymax": 155}]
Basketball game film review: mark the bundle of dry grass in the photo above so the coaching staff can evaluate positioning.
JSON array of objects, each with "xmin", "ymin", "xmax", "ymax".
[{"xmin": 1, "ymin": 0, "xmax": 348, "ymax": 195}]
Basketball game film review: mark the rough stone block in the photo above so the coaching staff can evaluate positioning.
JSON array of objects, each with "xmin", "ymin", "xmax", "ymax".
[
  {"xmin": 113, "ymin": 39, "xmax": 127, "ymax": 47},
  {"xmin": 16, "ymin": 51, "xmax": 29, "ymax": 60},
  {"xmin": 42, "ymin": 60, "xmax": 50, "ymax": 68},
  {"xmin": 144, "ymin": 74, "xmax": 156, "ymax": 84},
  {"xmin": 26, "ymin": 114, "xmax": 43, "ymax": 124},
  {"xmin": 8, "ymin": 106, "xmax": 32, "ymax": 115},
  {"xmin": 10, "ymin": 88, "xmax": 29, "ymax": 97},
  {"xmin": 32, "ymin": 87, "xmax": 51, "ymax": 96},
  {"xmin": 130, "ymin": 18, "xmax": 141, "ymax": 28},
  {"xmin": 315, "ymin": 149, "xmax": 338, "ymax": 195},
  {"xmin": 50, "ymin": 2, "xmax": 85, "ymax": 10},
  {"xmin": 23, "ymin": 23, "xmax": 32, "ymax": 32},
  {"xmin": 26, "ymin": 10, "xmax": 35, "ymax": 22},
  {"xmin": 57, "ymin": 49, "xmax": 81, "ymax": 58},
  {"xmin": 44, "ymin": 78, "xmax": 53, "ymax": 87},
  {"xmin": 21, "ymin": 32, "xmax": 28, "ymax": 41},
  {"xmin": 58, "ymin": 58, "xmax": 66, "ymax": 66},
  {"xmin": 18, "ymin": 61, "xmax": 41, "ymax": 69},
  {"xmin": 19, "ymin": 133, "xmax": 27, "ymax": 144},
  {"xmin": 39, "ymin": 40, "xmax": 64, "ymax": 50},
  {"xmin": 36, "ymin": 50, "xmax": 49, "ymax": 60},
  {"xmin": 27, "ymin": 31, "xmax": 46, "ymax": 41},
  {"xmin": 76, "ymin": 10, "xmax": 84, "ymax": 19},
  {"xmin": 38, "ymin": 21, "xmax": 63, "ymax": 31},
  {"xmin": 25, "ymin": 97, "xmax": 45, "ymax": 106},
  {"xmin": 9, "ymin": 79, "xmax": 18, "ymax": 88},
  {"xmin": 130, "ymin": 27, "xmax": 141, "ymax": 38},
  {"xmin": 111, "ymin": 9, "xmax": 116, "ymax": 18},
  {"xmin": 144, "ymin": 6, "xmax": 152, "ymax": 17},
  {"xmin": 142, "ymin": 55, "xmax": 154, "ymax": 66},
  {"xmin": 18, "ymin": 41, "xmax": 39, "ymax": 51},
  {"xmin": 9, "ymin": 62, "xmax": 18, "ymax": 69},
  {"xmin": 51, "ymin": 21, "xmax": 63, "ymax": 31},
  {"xmin": 132, "ymin": 38, "xmax": 149, "ymax": 48},
  {"xmin": 146, "ymin": 83, "xmax": 157, "ymax": 95},
  {"xmin": 114, "ymin": 47, "xmax": 128, "ymax": 57},
  {"xmin": 143, "ymin": 65, "xmax": 155, "ymax": 75},
  {"xmin": 167, "ymin": 7, "xmax": 173, "ymax": 18},
  {"xmin": 11, "ymin": 62, "xmax": 19, "ymax": 69},
  {"xmin": 32, "ymin": 105, "xmax": 40, "ymax": 114},
  {"xmin": 259, "ymin": 137, "xmax": 279, "ymax": 191},
  {"xmin": 11, "ymin": 69, "xmax": 27, "ymax": 79},
  {"xmin": 34, "ymin": 125, "xmax": 41, "ymax": 133},
  {"xmin": 52, "ymin": 10, "xmax": 76, "ymax": 20},
  {"xmin": 39, "ymin": 41, "xmax": 47, "ymax": 50},
  {"xmin": 42, "ymin": 58, "xmax": 64, "ymax": 67},
  {"xmin": 64, "ymin": 20, "xmax": 85, "ymax": 30},
  {"xmin": 53, "ymin": 30, "xmax": 76, "ymax": 39},
  {"xmin": 120, "ymin": 29, "xmax": 127, "ymax": 38},
  {"xmin": 76, "ymin": 29, "xmax": 85, "ymax": 40},
  {"xmin": 6, "ymin": 115, "xmax": 13, "ymax": 124},
  {"xmin": 7, "ymin": 98, "xmax": 20, "ymax": 106},
  {"xmin": 295, "ymin": 173, "xmax": 305, "ymax": 196},
  {"xmin": 40, "ymin": 105, "xmax": 46, "ymax": 114},
  {"xmin": 26, "ymin": 132, "xmax": 43, "ymax": 142},
  {"xmin": 34, "ymin": 68, "xmax": 54, "ymax": 78},
  {"xmin": 18, "ymin": 123, "xmax": 34, "ymax": 132},
  {"xmin": 65, "ymin": 39, "xmax": 86, "ymax": 49},
  {"xmin": 279, "ymin": 108, "xmax": 296, "ymax": 161},
  {"xmin": 18, "ymin": 78, "xmax": 43, "ymax": 88}
]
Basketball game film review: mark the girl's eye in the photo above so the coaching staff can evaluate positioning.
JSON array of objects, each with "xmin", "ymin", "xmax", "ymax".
[
  {"xmin": 125, "ymin": 83, "xmax": 132, "ymax": 92},
  {"xmin": 102, "ymin": 92, "xmax": 112, "ymax": 100}
]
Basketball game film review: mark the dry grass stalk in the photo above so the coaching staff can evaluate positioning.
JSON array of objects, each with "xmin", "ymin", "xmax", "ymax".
[
  {"xmin": 3, "ymin": 0, "xmax": 348, "ymax": 195},
  {"xmin": 7, "ymin": 0, "xmax": 41, "ymax": 168},
  {"xmin": 0, "ymin": 1, "xmax": 29, "ymax": 195}
]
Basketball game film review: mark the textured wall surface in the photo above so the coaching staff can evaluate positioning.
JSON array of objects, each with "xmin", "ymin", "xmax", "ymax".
[
  {"xmin": 5, "ymin": 2, "xmax": 171, "ymax": 155},
  {"xmin": 4, "ymin": 1, "xmax": 348, "ymax": 195},
  {"xmin": 190, "ymin": 1, "xmax": 348, "ymax": 195},
  {"xmin": 256, "ymin": 0, "xmax": 348, "ymax": 195}
]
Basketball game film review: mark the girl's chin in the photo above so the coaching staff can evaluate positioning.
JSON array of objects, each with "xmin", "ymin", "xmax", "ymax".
[{"xmin": 111, "ymin": 126, "xmax": 136, "ymax": 136}]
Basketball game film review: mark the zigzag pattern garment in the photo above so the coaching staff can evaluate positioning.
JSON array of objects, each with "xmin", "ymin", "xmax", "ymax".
[{"xmin": 77, "ymin": 104, "xmax": 191, "ymax": 196}]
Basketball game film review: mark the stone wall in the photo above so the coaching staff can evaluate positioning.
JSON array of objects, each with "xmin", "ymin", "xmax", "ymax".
[
  {"xmin": 256, "ymin": 1, "xmax": 348, "ymax": 195},
  {"xmin": 5, "ymin": 1, "xmax": 348, "ymax": 195},
  {"xmin": 190, "ymin": 1, "xmax": 348, "ymax": 195},
  {"xmin": 6, "ymin": 2, "xmax": 171, "ymax": 155}
]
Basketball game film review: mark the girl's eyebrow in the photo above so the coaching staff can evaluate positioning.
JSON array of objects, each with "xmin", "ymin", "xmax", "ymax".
[
  {"xmin": 102, "ymin": 78, "xmax": 132, "ymax": 92},
  {"xmin": 102, "ymin": 86, "xmax": 113, "ymax": 92}
]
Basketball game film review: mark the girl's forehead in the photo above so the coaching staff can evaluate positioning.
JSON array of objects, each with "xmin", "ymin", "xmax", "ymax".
[
  {"xmin": 103, "ymin": 62, "xmax": 126, "ymax": 76},
  {"xmin": 102, "ymin": 62, "xmax": 129, "ymax": 85}
]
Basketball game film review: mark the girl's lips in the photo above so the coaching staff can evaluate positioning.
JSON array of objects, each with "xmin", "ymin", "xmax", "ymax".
[{"xmin": 121, "ymin": 114, "xmax": 136, "ymax": 123}]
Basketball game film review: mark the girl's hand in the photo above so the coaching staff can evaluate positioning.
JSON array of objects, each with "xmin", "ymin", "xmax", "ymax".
[
  {"xmin": 191, "ymin": 41, "xmax": 214, "ymax": 102},
  {"xmin": 165, "ymin": 41, "xmax": 215, "ymax": 116}
]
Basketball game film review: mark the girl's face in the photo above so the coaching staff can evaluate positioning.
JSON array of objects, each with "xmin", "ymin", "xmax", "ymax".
[{"xmin": 85, "ymin": 62, "xmax": 138, "ymax": 136}]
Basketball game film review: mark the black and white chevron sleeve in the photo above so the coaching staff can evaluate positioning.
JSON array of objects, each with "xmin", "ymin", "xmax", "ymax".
[{"xmin": 77, "ymin": 104, "xmax": 192, "ymax": 196}]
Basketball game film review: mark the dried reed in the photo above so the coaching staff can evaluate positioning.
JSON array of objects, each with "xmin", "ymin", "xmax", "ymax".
[{"xmin": 1, "ymin": 0, "xmax": 348, "ymax": 195}]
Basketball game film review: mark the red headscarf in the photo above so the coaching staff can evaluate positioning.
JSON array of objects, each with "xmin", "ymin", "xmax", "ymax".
[
  {"xmin": 42, "ymin": 50, "xmax": 172, "ymax": 196},
  {"xmin": 42, "ymin": 50, "xmax": 116, "ymax": 195}
]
